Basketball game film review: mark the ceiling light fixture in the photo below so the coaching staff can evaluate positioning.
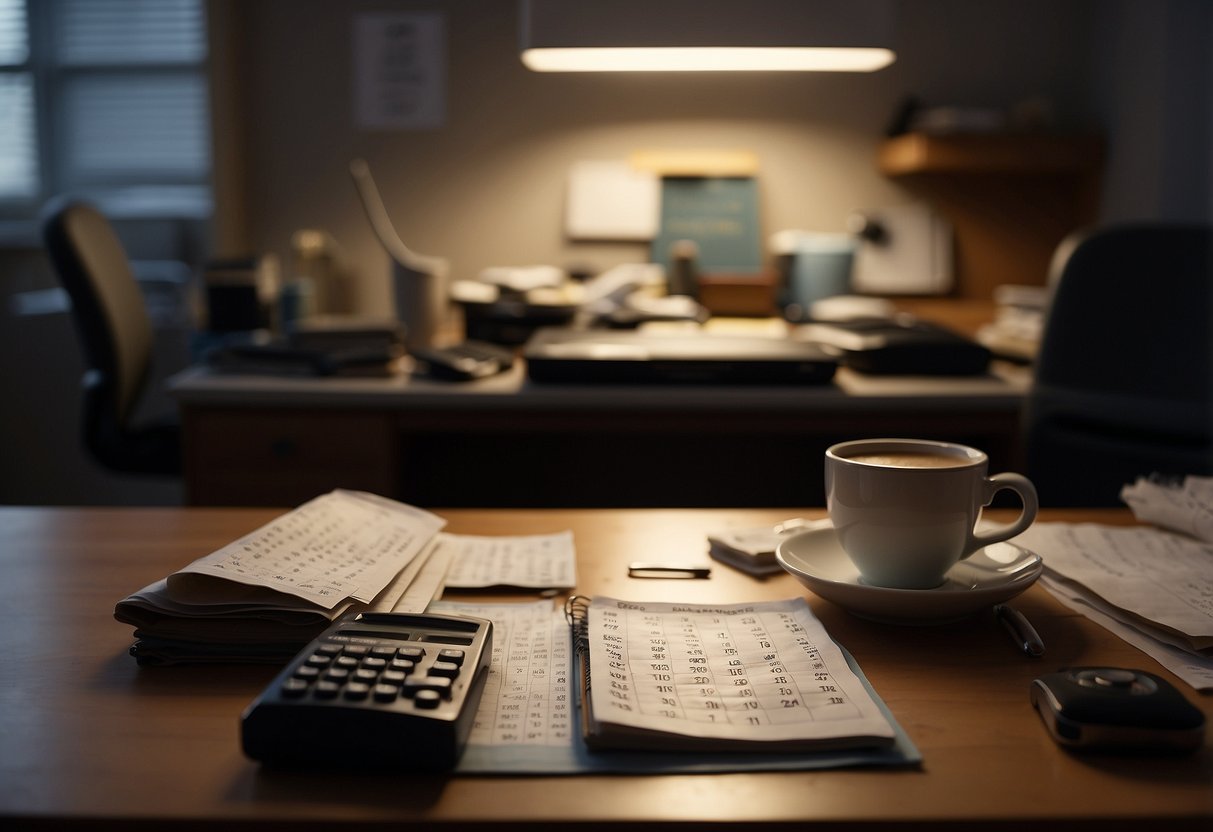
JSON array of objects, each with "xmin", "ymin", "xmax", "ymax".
[{"xmin": 520, "ymin": 0, "xmax": 896, "ymax": 73}]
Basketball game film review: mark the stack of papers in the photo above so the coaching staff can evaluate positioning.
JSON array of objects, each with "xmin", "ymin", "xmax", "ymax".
[
  {"xmin": 1013, "ymin": 475, "xmax": 1213, "ymax": 690},
  {"xmin": 114, "ymin": 490, "xmax": 577, "ymax": 664}
]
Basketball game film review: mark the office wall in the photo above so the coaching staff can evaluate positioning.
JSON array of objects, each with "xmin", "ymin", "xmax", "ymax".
[
  {"xmin": 211, "ymin": 0, "xmax": 1123, "ymax": 313},
  {"xmin": 1091, "ymin": 0, "xmax": 1213, "ymax": 223}
]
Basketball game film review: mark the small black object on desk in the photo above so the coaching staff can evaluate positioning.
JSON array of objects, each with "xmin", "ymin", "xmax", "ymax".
[
  {"xmin": 410, "ymin": 340, "xmax": 515, "ymax": 381},
  {"xmin": 1030, "ymin": 667, "xmax": 1206, "ymax": 754},
  {"xmin": 799, "ymin": 317, "xmax": 992, "ymax": 375}
]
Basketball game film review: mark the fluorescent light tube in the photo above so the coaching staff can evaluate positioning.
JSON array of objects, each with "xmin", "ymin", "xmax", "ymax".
[{"xmin": 522, "ymin": 46, "xmax": 895, "ymax": 73}]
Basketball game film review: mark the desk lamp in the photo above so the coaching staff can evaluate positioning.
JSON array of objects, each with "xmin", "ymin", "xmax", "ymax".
[{"xmin": 520, "ymin": 0, "xmax": 896, "ymax": 73}]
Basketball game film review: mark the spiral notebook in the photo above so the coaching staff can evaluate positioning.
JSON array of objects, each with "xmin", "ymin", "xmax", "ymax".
[{"xmin": 565, "ymin": 596, "xmax": 898, "ymax": 753}]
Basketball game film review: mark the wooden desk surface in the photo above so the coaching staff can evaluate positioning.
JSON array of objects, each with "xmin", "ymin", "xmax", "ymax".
[{"xmin": 5, "ymin": 506, "xmax": 1208, "ymax": 830}]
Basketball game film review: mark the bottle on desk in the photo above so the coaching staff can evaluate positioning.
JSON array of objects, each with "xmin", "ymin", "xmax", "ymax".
[{"xmin": 667, "ymin": 238, "xmax": 700, "ymax": 299}]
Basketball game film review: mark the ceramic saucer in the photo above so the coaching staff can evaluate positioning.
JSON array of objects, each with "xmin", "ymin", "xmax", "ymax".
[{"xmin": 776, "ymin": 525, "xmax": 1042, "ymax": 624}]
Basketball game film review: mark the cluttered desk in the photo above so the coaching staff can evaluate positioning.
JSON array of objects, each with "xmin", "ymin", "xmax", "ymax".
[
  {"xmin": 173, "ymin": 296, "xmax": 1031, "ymax": 508},
  {"xmin": 172, "ymin": 159, "xmax": 1037, "ymax": 509},
  {"xmin": 2, "ymin": 472, "xmax": 1211, "ymax": 830}
]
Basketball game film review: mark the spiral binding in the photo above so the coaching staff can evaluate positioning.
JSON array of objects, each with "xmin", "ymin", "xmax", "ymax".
[{"xmin": 564, "ymin": 594, "xmax": 592, "ymax": 691}]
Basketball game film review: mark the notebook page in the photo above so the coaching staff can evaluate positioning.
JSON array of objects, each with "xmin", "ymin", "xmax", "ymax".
[{"xmin": 586, "ymin": 597, "xmax": 895, "ymax": 746}]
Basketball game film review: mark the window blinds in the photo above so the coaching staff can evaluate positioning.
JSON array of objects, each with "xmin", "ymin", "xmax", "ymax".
[{"xmin": 0, "ymin": 0, "xmax": 209, "ymax": 206}]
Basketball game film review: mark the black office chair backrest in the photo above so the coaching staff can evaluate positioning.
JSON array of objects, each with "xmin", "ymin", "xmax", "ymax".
[
  {"xmin": 41, "ymin": 198, "xmax": 179, "ymax": 474},
  {"xmin": 1024, "ymin": 223, "xmax": 1213, "ymax": 505}
]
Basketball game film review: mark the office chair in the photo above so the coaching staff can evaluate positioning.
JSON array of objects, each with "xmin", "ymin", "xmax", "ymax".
[
  {"xmin": 1023, "ymin": 223, "xmax": 1213, "ymax": 506},
  {"xmin": 41, "ymin": 199, "xmax": 181, "ymax": 475}
]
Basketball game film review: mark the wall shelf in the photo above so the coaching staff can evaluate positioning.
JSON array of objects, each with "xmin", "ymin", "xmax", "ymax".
[
  {"xmin": 877, "ymin": 133, "xmax": 1105, "ymax": 299},
  {"xmin": 879, "ymin": 133, "xmax": 1104, "ymax": 176}
]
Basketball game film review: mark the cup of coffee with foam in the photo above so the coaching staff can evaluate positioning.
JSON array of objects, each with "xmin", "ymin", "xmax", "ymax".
[{"xmin": 825, "ymin": 438, "xmax": 1038, "ymax": 589}]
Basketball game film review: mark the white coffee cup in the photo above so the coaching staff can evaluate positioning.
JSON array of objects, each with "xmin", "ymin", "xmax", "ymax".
[{"xmin": 825, "ymin": 438, "xmax": 1038, "ymax": 589}]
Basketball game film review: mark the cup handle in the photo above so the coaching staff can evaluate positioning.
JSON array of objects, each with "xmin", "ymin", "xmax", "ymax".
[{"xmin": 964, "ymin": 473, "xmax": 1039, "ymax": 557}]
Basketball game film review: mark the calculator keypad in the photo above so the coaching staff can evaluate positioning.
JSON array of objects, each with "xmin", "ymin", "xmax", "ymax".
[{"xmin": 287, "ymin": 638, "xmax": 466, "ymax": 708}]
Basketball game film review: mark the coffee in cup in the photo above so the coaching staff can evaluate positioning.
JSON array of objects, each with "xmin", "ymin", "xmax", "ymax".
[{"xmin": 825, "ymin": 438, "xmax": 1038, "ymax": 589}]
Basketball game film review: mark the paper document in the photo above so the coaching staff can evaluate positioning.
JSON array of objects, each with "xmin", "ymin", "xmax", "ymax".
[
  {"xmin": 1014, "ymin": 521, "xmax": 1213, "ymax": 689},
  {"xmin": 440, "ymin": 530, "xmax": 576, "ymax": 589},
  {"xmin": 1121, "ymin": 475, "xmax": 1213, "ymax": 544},
  {"xmin": 436, "ymin": 598, "xmax": 918, "ymax": 774},
  {"xmin": 1014, "ymin": 523, "xmax": 1213, "ymax": 652},
  {"xmin": 431, "ymin": 599, "xmax": 573, "ymax": 747},
  {"xmin": 170, "ymin": 490, "xmax": 445, "ymax": 608},
  {"xmin": 582, "ymin": 597, "xmax": 896, "ymax": 749},
  {"xmin": 387, "ymin": 536, "xmax": 454, "ymax": 614},
  {"xmin": 1041, "ymin": 574, "xmax": 1213, "ymax": 690},
  {"xmin": 116, "ymin": 491, "xmax": 449, "ymax": 663}
]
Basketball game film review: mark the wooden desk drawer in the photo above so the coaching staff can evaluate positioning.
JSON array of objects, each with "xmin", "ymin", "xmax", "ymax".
[{"xmin": 183, "ymin": 408, "xmax": 397, "ymax": 506}]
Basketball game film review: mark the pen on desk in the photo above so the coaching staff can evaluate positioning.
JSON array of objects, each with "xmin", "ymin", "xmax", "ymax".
[{"xmin": 994, "ymin": 604, "xmax": 1045, "ymax": 657}]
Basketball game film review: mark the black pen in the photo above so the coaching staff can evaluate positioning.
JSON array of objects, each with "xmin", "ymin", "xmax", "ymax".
[{"xmin": 994, "ymin": 604, "xmax": 1045, "ymax": 657}]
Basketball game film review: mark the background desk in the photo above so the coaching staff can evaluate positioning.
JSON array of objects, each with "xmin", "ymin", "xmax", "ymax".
[
  {"xmin": 1, "ymin": 506, "xmax": 1209, "ymax": 831},
  {"xmin": 173, "ymin": 362, "xmax": 1029, "ymax": 508}
]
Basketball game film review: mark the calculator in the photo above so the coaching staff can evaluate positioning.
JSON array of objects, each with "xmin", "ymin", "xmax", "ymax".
[{"xmin": 241, "ymin": 611, "xmax": 492, "ymax": 769}]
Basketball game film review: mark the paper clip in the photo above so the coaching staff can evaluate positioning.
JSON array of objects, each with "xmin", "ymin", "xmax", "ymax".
[{"xmin": 627, "ymin": 562, "xmax": 712, "ymax": 579}]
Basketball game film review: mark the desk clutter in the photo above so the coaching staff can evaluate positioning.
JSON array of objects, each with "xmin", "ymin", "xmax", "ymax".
[
  {"xmin": 196, "ymin": 153, "xmax": 1010, "ymax": 390},
  {"xmin": 113, "ymin": 482, "xmax": 1213, "ymax": 771},
  {"xmin": 115, "ymin": 490, "xmax": 577, "ymax": 664},
  {"xmin": 201, "ymin": 152, "xmax": 993, "ymax": 386},
  {"xmin": 114, "ymin": 489, "xmax": 918, "ymax": 772},
  {"xmin": 201, "ymin": 317, "xmax": 406, "ymax": 377},
  {"xmin": 1016, "ymin": 474, "xmax": 1213, "ymax": 691}
]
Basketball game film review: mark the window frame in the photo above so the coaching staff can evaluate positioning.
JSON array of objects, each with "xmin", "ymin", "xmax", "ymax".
[{"xmin": 0, "ymin": 0, "xmax": 213, "ymax": 223}]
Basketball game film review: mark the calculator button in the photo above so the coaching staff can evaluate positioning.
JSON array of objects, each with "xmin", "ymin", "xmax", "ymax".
[
  {"xmin": 324, "ymin": 667, "xmax": 350, "ymax": 682},
  {"xmin": 429, "ymin": 661, "xmax": 460, "ymax": 679},
  {"xmin": 342, "ymin": 644, "xmax": 370, "ymax": 657},
  {"xmin": 389, "ymin": 659, "xmax": 416, "ymax": 674},
  {"xmin": 372, "ymin": 684, "xmax": 399, "ymax": 703},
  {"xmin": 305, "ymin": 654, "xmax": 331, "ymax": 668},
  {"xmin": 397, "ymin": 647, "xmax": 425, "ymax": 661},
  {"xmin": 294, "ymin": 665, "xmax": 321, "ymax": 680},
  {"xmin": 361, "ymin": 657, "xmax": 388, "ymax": 671},
  {"xmin": 370, "ymin": 645, "xmax": 396, "ymax": 660},
  {"xmin": 313, "ymin": 681, "xmax": 341, "ymax": 699},
  {"xmin": 281, "ymin": 678, "xmax": 310, "ymax": 698},
  {"xmin": 437, "ymin": 649, "xmax": 465, "ymax": 666},
  {"xmin": 403, "ymin": 676, "xmax": 452, "ymax": 698},
  {"xmin": 343, "ymin": 682, "xmax": 371, "ymax": 701},
  {"xmin": 335, "ymin": 656, "xmax": 360, "ymax": 669},
  {"xmin": 353, "ymin": 668, "xmax": 379, "ymax": 684},
  {"xmin": 380, "ymin": 670, "xmax": 406, "ymax": 686},
  {"xmin": 317, "ymin": 643, "xmax": 343, "ymax": 656},
  {"xmin": 414, "ymin": 689, "xmax": 442, "ymax": 710}
]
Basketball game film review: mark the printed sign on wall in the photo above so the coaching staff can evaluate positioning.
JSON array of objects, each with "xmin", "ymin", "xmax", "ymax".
[{"xmin": 354, "ymin": 12, "xmax": 445, "ymax": 130}]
